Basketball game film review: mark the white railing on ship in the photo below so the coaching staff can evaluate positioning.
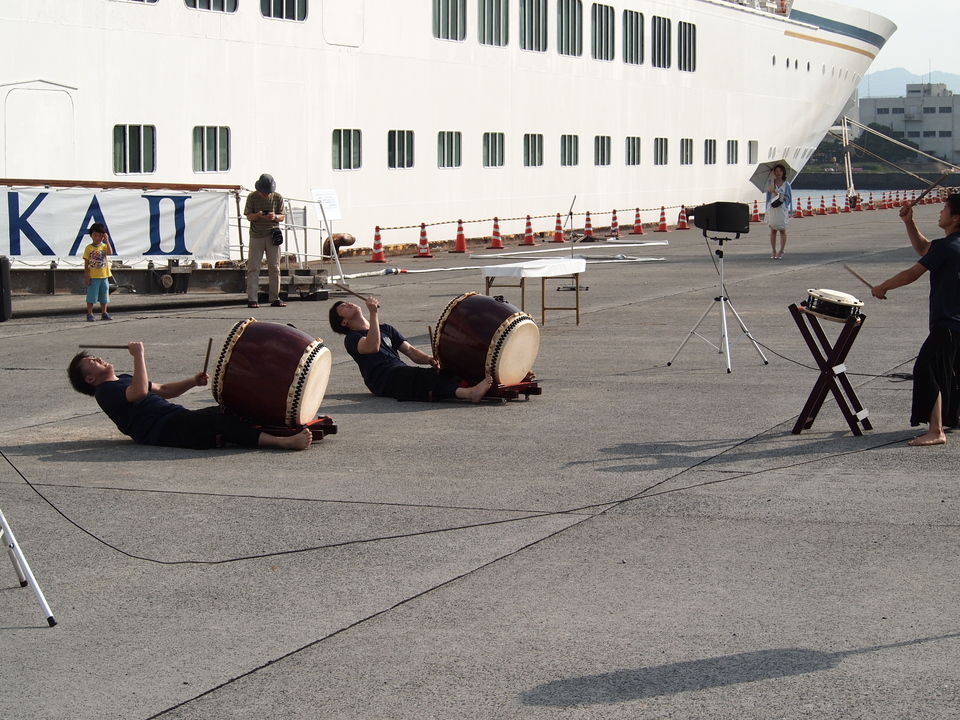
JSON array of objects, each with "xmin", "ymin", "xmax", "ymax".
[{"xmin": 720, "ymin": 0, "xmax": 792, "ymax": 16}]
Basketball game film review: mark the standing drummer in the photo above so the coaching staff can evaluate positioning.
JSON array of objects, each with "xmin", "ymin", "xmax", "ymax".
[
  {"xmin": 68, "ymin": 342, "xmax": 313, "ymax": 450},
  {"xmin": 329, "ymin": 295, "xmax": 492, "ymax": 402},
  {"xmin": 872, "ymin": 194, "xmax": 960, "ymax": 446}
]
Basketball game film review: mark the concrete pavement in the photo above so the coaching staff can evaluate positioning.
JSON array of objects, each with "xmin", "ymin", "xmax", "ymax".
[{"xmin": 2, "ymin": 205, "xmax": 959, "ymax": 719}]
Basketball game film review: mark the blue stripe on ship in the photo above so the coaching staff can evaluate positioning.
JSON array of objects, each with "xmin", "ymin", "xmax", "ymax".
[{"xmin": 790, "ymin": 11, "xmax": 888, "ymax": 50}]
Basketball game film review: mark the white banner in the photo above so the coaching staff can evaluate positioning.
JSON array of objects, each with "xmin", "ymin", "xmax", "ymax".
[{"xmin": 0, "ymin": 188, "xmax": 231, "ymax": 259}]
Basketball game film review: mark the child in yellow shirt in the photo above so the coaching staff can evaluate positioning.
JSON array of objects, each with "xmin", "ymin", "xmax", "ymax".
[{"xmin": 83, "ymin": 222, "xmax": 113, "ymax": 321}]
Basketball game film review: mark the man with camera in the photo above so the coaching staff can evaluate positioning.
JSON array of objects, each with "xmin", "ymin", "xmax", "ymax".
[{"xmin": 244, "ymin": 173, "xmax": 286, "ymax": 308}]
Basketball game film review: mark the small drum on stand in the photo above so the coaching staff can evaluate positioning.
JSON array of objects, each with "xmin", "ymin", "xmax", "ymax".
[
  {"xmin": 211, "ymin": 318, "xmax": 336, "ymax": 436},
  {"xmin": 432, "ymin": 293, "xmax": 541, "ymax": 397},
  {"xmin": 801, "ymin": 288, "xmax": 864, "ymax": 323}
]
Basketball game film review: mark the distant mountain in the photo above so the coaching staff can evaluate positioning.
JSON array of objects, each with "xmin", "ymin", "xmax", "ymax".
[{"xmin": 859, "ymin": 68, "xmax": 960, "ymax": 98}]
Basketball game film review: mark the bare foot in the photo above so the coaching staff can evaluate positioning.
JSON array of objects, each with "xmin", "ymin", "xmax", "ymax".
[
  {"xmin": 260, "ymin": 428, "xmax": 313, "ymax": 450},
  {"xmin": 461, "ymin": 375, "xmax": 494, "ymax": 403},
  {"xmin": 908, "ymin": 431, "xmax": 946, "ymax": 446}
]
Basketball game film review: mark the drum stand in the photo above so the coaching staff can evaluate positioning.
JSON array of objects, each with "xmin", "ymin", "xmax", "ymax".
[
  {"xmin": 789, "ymin": 303, "xmax": 872, "ymax": 436},
  {"xmin": 668, "ymin": 234, "xmax": 768, "ymax": 373},
  {"xmin": 0, "ymin": 505, "xmax": 57, "ymax": 627}
]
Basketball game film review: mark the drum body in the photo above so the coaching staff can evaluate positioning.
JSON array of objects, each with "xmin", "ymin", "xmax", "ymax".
[
  {"xmin": 803, "ymin": 288, "xmax": 864, "ymax": 322},
  {"xmin": 211, "ymin": 318, "xmax": 332, "ymax": 427},
  {"xmin": 432, "ymin": 293, "xmax": 539, "ymax": 385}
]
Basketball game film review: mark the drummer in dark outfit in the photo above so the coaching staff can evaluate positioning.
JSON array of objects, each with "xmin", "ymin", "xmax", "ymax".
[
  {"xmin": 68, "ymin": 342, "xmax": 312, "ymax": 450},
  {"xmin": 872, "ymin": 193, "xmax": 960, "ymax": 446},
  {"xmin": 329, "ymin": 295, "xmax": 492, "ymax": 402}
]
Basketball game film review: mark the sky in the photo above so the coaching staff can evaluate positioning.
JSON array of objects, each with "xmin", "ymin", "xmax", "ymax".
[{"xmin": 832, "ymin": 0, "xmax": 957, "ymax": 76}]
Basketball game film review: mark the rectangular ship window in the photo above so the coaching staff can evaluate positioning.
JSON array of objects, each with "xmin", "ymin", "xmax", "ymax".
[
  {"xmin": 333, "ymin": 129, "xmax": 362, "ymax": 170},
  {"xmin": 726, "ymin": 139, "xmax": 739, "ymax": 164},
  {"xmin": 388, "ymin": 130, "xmax": 415, "ymax": 169},
  {"xmin": 524, "ymin": 134, "xmax": 544, "ymax": 167},
  {"xmin": 261, "ymin": 0, "xmax": 306, "ymax": 21},
  {"xmin": 678, "ymin": 21, "xmax": 696, "ymax": 72},
  {"xmin": 479, "ymin": 0, "xmax": 509, "ymax": 47},
  {"xmin": 622, "ymin": 10, "xmax": 643, "ymax": 65},
  {"xmin": 654, "ymin": 137, "xmax": 668, "ymax": 166},
  {"xmin": 560, "ymin": 134, "xmax": 579, "ymax": 166},
  {"xmin": 192, "ymin": 126, "xmax": 230, "ymax": 172},
  {"xmin": 520, "ymin": 0, "xmax": 548, "ymax": 51},
  {"xmin": 434, "ymin": 0, "xmax": 467, "ymax": 41},
  {"xmin": 114, "ymin": 125, "xmax": 156, "ymax": 174},
  {"xmin": 186, "ymin": 0, "xmax": 238, "ymax": 11},
  {"xmin": 594, "ymin": 135, "xmax": 611, "ymax": 166},
  {"xmin": 557, "ymin": 0, "xmax": 582, "ymax": 57},
  {"xmin": 438, "ymin": 131, "xmax": 462, "ymax": 168},
  {"xmin": 591, "ymin": 3, "xmax": 615, "ymax": 61},
  {"xmin": 680, "ymin": 138, "xmax": 693, "ymax": 165},
  {"xmin": 651, "ymin": 16, "xmax": 670, "ymax": 69},
  {"xmin": 625, "ymin": 136, "xmax": 641, "ymax": 166},
  {"xmin": 704, "ymin": 139, "xmax": 716, "ymax": 165},
  {"xmin": 484, "ymin": 132, "xmax": 505, "ymax": 167}
]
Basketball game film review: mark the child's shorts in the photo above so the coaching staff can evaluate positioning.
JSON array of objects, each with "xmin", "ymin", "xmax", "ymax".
[{"xmin": 86, "ymin": 277, "xmax": 110, "ymax": 305}]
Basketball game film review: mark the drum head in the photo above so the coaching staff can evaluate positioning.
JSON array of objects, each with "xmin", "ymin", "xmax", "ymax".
[
  {"xmin": 806, "ymin": 288, "xmax": 863, "ymax": 307},
  {"xmin": 488, "ymin": 317, "xmax": 539, "ymax": 385},
  {"xmin": 288, "ymin": 344, "xmax": 332, "ymax": 426}
]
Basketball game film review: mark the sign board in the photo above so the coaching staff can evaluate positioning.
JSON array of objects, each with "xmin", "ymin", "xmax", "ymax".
[{"xmin": 310, "ymin": 188, "xmax": 342, "ymax": 223}]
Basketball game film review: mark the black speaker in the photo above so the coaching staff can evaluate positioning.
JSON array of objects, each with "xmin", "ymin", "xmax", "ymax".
[
  {"xmin": 0, "ymin": 256, "xmax": 11, "ymax": 322},
  {"xmin": 691, "ymin": 202, "xmax": 750, "ymax": 234}
]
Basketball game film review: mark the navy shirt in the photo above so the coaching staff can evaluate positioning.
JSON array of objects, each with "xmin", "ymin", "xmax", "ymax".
[
  {"xmin": 344, "ymin": 324, "xmax": 408, "ymax": 396},
  {"xmin": 918, "ymin": 232, "xmax": 960, "ymax": 331},
  {"xmin": 95, "ymin": 374, "xmax": 186, "ymax": 445}
]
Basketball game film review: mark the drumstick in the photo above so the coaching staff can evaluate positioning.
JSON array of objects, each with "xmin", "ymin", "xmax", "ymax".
[
  {"xmin": 843, "ymin": 264, "xmax": 874, "ymax": 291},
  {"xmin": 77, "ymin": 343, "xmax": 132, "ymax": 349},
  {"xmin": 202, "ymin": 337, "xmax": 213, "ymax": 374},
  {"xmin": 909, "ymin": 173, "xmax": 949, "ymax": 207},
  {"xmin": 333, "ymin": 282, "xmax": 371, "ymax": 301}
]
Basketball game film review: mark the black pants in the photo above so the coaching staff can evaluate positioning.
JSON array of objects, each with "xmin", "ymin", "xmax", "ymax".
[
  {"xmin": 911, "ymin": 327, "xmax": 960, "ymax": 427},
  {"xmin": 380, "ymin": 366, "xmax": 462, "ymax": 402},
  {"xmin": 155, "ymin": 407, "xmax": 262, "ymax": 449}
]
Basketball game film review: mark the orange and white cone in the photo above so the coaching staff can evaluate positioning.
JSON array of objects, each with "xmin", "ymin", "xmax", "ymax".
[
  {"xmin": 655, "ymin": 206, "xmax": 669, "ymax": 232},
  {"xmin": 584, "ymin": 211, "xmax": 594, "ymax": 237},
  {"xmin": 794, "ymin": 198, "xmax": 804, "ymax": 218},
  {"xmin": 630, "ymin": 208, "xmax": 645, "ymax": 234},
  {"xmin": 487, "ymin": 217, "xmax": 504, "ymax": 249},
  {"xmin": 449, "ymin": 219, "xmax": 471, "ymax": 253},
  {"xmin": 842, "ymin": 196, "xmax": 851, "ymax": 213},
  {"xmin": 829, "ymin": 195, "xmax": 839, "ymax": 214},
  {"xmin": 853, "ymin": 195, "xmax": 863, "ymax": 211},
  {"xmin": 751, "ymin": 200, "xmax": 761, "ymax": 223},
  {"xmin": 676, "ymin": 206, "xmax": 690, "ymax": 230},
  {"xmin": 366, "ymin": 225, "xmax": 388, "ymax": 263},
  {"xmin": 818, "ymin": 196, "xmax": 827, "ymax": 215},
  {"xmin": 552, "ymin": 213, "xmax": 566, "ymax": 243},
  {"xmin": 866, "ymin": 193, "xmax": 876, "ymax": 210},
  {"xmin": 519, "ymin": 215, "xmax": 538, "ymax": 246},
  {"xmin": 608, "ymin": 210, "xmax": 620, "ymax": 238},
  {"xmin": 413, "ymin": 223, "xmax": 433, "ymax": 258}
]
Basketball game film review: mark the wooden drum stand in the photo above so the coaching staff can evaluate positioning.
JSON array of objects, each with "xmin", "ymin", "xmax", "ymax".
[{"xmin": 789, "ymin": 303, "xmax": 872, "ymax": 436}]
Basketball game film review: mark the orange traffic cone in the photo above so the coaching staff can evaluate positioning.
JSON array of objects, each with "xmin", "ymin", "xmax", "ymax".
[
  {"xmin": 584, "ymin": 211, "xmax": 594, "ymax": 237},
  {"xmin": 794, "ymin": 198, "xmax": 804, "ymax": 218},
  {"xmin": 829, "ymin": 195, "xmax": 839, "ymax": 214},
  {"xmin": 608, "ymin": 210, "xmax": 620, "ymax": 238},
  {"xmin": 676, "ymin": 206, "xmax": 690, "ymax": 230},
  {"xmin": 449, "ymin": 219, "xmax": 471, "ymax": 253},
  {"xmin": 366, "ymin": 225, "xmax": 387, "ymax": 263},
  {"xmin": 630, "ymin": 208, "xmax": 645, "ymax": 234},
  {"xmin": 818, "ymin": 196, "xmax": 827, "ymax": 215},
  {"xmin": 866, "ymin": 193, "xmax": 876, "ymax": 210},
  {"xmin": 807, "ymin": 196, "xmax": 814, "ymax": 216},
  {"xmin": 552, "ymin": 213, "xmax": 565, "ymax": 243},
  {"xmin": 413, "ymin": 223, "xmax": 433, "ymax": 258},
  {"xmin": 751, "ymin": 200, "xmax": 761, "ymax": 223},
  {"xmin": 655, "ymin": 206, "xmax": 669, "ymax": 232},
  {"xmin": 853, "ymin": 195, "xmax": 863, "ymax": 211},
  {"xmin": 519, "ymin": 215, "xmax": 538, "ymax": 246},
  {"xmin": 487, "ymin": 217, "xmax": 504, "ymax": 249},
  {"xmin": 842, "ymin": 196, "xmax": 851, "ymax": 213}
]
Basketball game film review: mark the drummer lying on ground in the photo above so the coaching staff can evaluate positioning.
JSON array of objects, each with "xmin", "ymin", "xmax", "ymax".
[
  {"xmin": 68, "ymin": 342, "xmax": 313, "ymax": 450},
  {"xmin": 329, "ymin": 295, "xmax": 493, "ymax": 402}
]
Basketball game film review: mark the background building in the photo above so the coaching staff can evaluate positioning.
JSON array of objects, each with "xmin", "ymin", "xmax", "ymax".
[{"xmin": 859, "ymin": 84, "xmax": 959, "ymax": 164}]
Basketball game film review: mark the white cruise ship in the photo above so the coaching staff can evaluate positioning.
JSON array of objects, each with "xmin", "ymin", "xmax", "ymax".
[{"xmin": 0, "ymin": 0, "xmax": 895, "ymax": 252}]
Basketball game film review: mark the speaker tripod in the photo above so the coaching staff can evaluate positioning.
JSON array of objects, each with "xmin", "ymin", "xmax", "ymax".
[
  {"xmin": 667, "ymin": 233, "xmax": 768, "ymax": 373},
  {"xmin": 1, "ymin": 505, "xmax": 57, "ymax": 626}
]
